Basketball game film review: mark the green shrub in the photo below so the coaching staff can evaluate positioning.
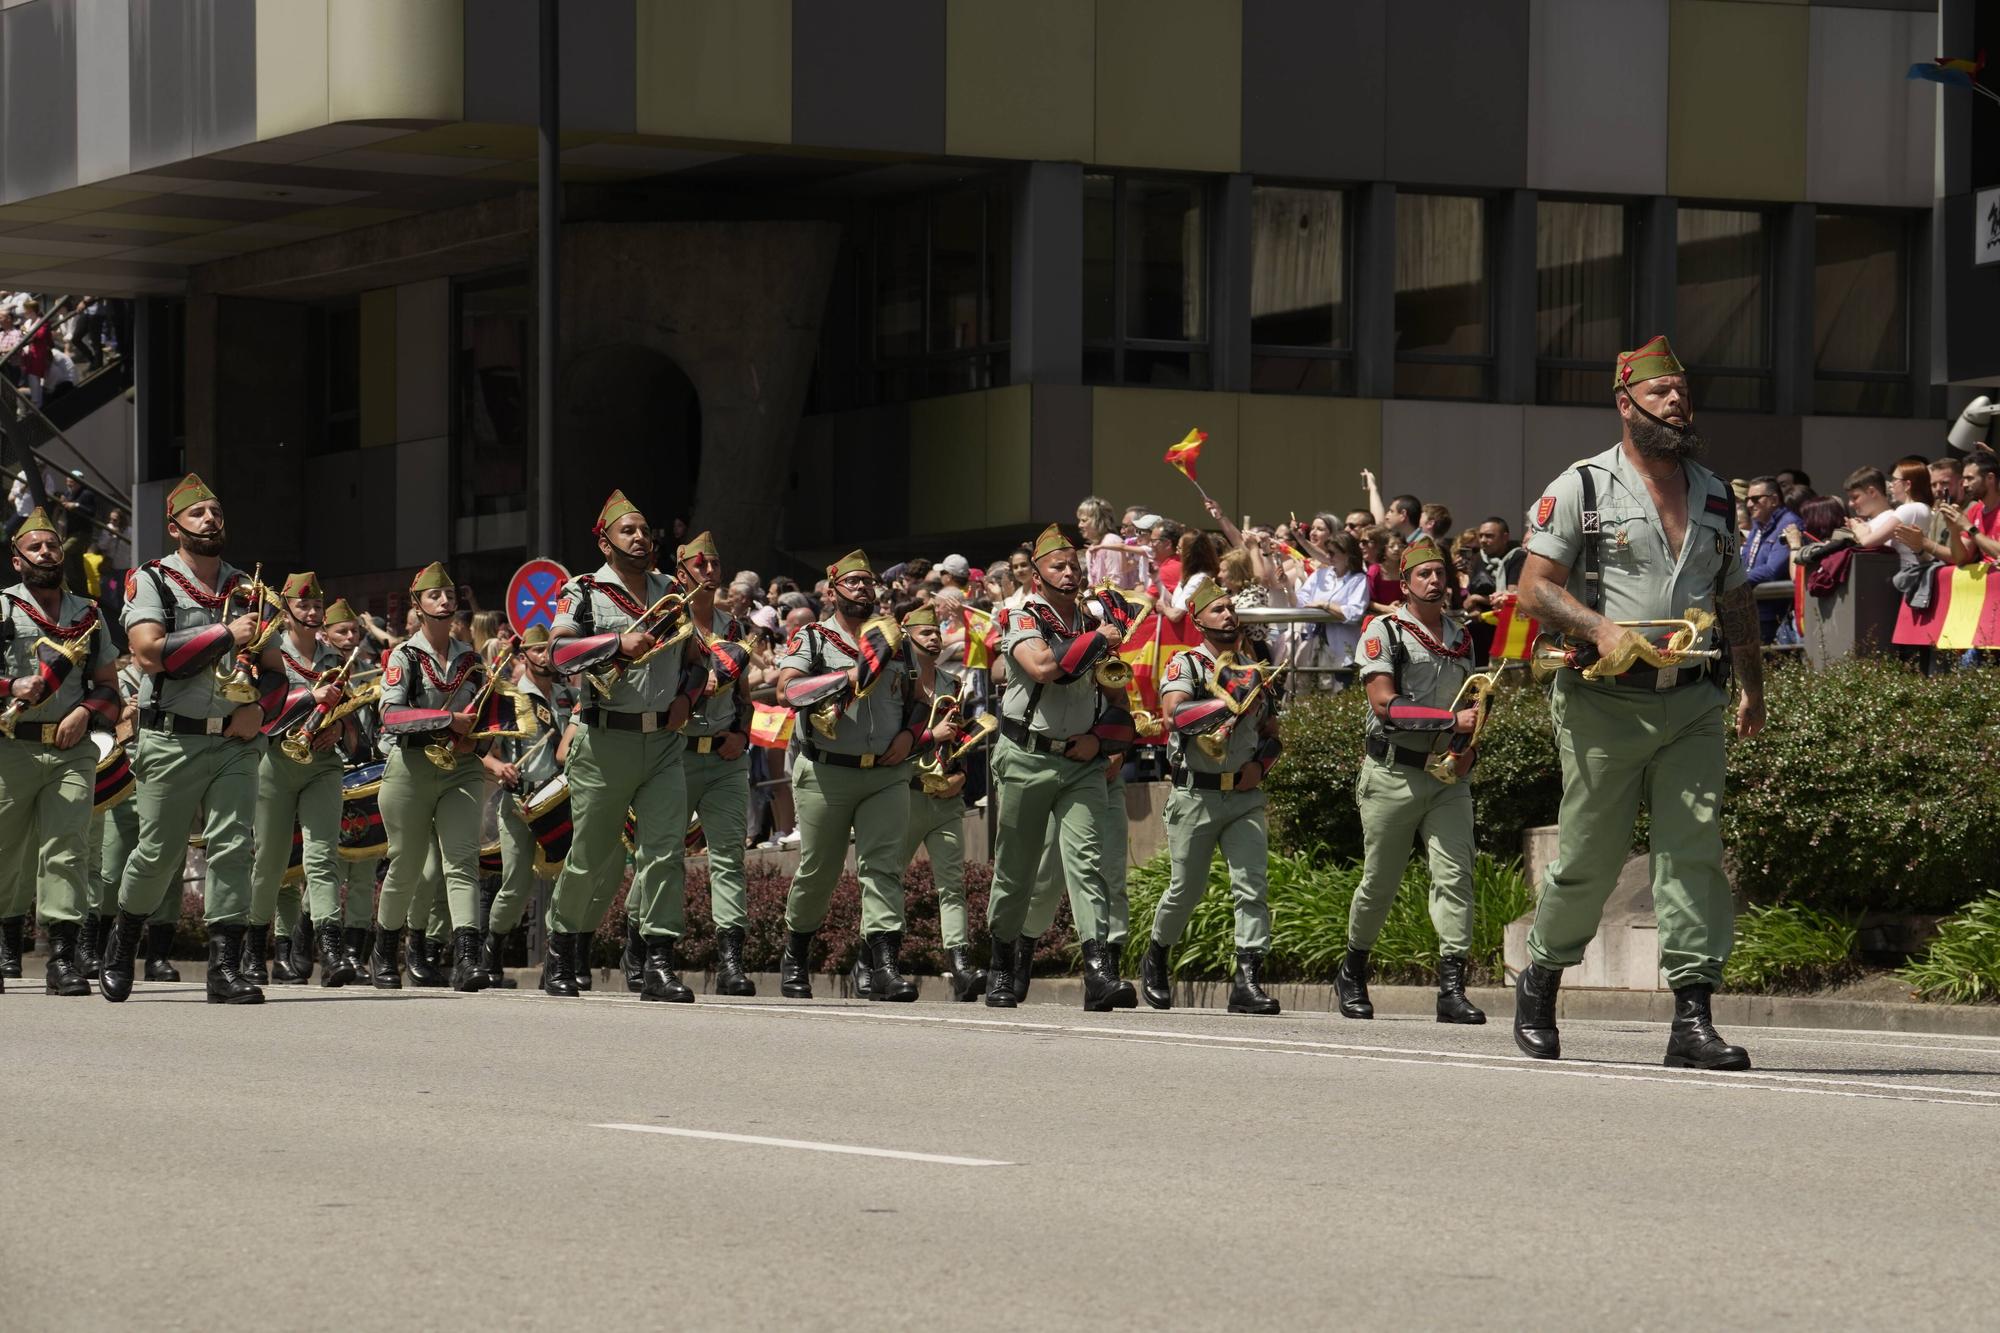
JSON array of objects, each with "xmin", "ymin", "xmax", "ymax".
[
  {"xmin": 1121, "ymin": 847, "xmax": 1532, "ymax": 985},
  {"xmin": 1721, "ymin": 904, "xmax": 1860, "ymax": 994},
  {"xmin": 1901, "ymin": 892, "xmax": 2000, "ymax": 1004}
]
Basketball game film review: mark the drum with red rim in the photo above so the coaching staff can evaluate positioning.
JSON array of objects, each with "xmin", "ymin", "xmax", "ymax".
[
  {"xmin": 516, "ymin": 775, "xmax": 572, "ymax": 874},
  {"xmin": 339, "ymin": 762, "xmax": 387, "ymax": 861},
  {"xmin": 92, "ymin": 734, "xmax": 134, "ymax": 814}
]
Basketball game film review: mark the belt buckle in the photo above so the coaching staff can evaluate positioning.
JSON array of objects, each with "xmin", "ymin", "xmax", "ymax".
[
  {"xmin": 38, "ymin": 723, "xmax": 59, "ymax": 744},
  {"xmin": 859, "ymin": 753, "xmax": 875, "ymax": 769},
  {"xmin": 695, "ymin": 736, "xmax": 713, "ymax": 754},
  {"xmin": 1653, "ymin": 664, "xmax": 1678, "ymax": 691},
  {"xmin": 641, "ymin": 712, "xmax": 658, "ymax": 734},
  {"xmin": 1218, "ymin": 772, "xmax": 1235, "ymax": 792},
  {"xmin": 204, "ymin": 716, "xmax": 224, "ymax": 736}
]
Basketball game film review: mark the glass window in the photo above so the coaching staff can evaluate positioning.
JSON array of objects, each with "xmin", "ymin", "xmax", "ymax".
[
  {"xmin": 1394, "ymin": 194, "xmax": 1490, "ymax": 399},
  {"xmin": 456, "ymin": 276, "xmax": 529, "ymax": 520},
  {"xmin": 873, "ymin": 199, "xmax": 926, "ymax": 362},
  {"xmin": 1250, "ymin": 185, "xmax": 1350, "ymax": 395},
  {"xmin": 1083, "ymin": 174, "xmax": 1210, "ymax": 388},
  {"xmin": 1535, "ymin": 200, "xmax": 1629, "ymax": 405},
  {"xmin": 1676, "ymin": 207, "xmax": 1770, "ymax": 411},
  {"xmin": 322, "ymin": 303, "xmax": 359, "ymax": 455},
  {"xmin": 859, "ymin": 179, "xmax": 1012, "ymax": 403},
  {"xmin": 1813, "ymin": 211, "xmax": 1910, "ymax": 416}
]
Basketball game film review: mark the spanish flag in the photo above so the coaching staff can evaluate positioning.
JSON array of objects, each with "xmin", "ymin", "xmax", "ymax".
[
  {"xmin": 961, "ymin": 603, "xmax": 997, "ymax": 672},
  {"xmin": 1272, "ymin": 539, "xmax": 1318, "ymax": 574},
  {"xmin": 1164, "ymin": 428, "xmax": 1205, "ymax": 483},
  {"xmin": 1118, "ymin": 607, "xmax": 1203, "ymax": 719},
  {"xmin": 1490, "ymin": 593, "xmax": 1538, "ymax": 662},
  {"xmin": 749, "ymin": 702, "xmax": 795, "ymax": 750},
  {"xmin": 1893, "ymin": 564, "xmax": 2000, "ymax": 650}
]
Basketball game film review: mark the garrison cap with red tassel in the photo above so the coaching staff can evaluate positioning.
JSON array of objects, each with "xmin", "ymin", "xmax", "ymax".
[
  {"xmin": 322, "ymin": 598, "xmax": 356, "ymax": 626},
  {"xmin": 409, "ymin": 561, "xmax": 453, "ymax": 593},
  {"xmin": 1399, "ymin": 536, "xmax": 1448, "ymax": 578},
  {"xmin": 166, "ymin": 472, "xmax": 215, "ymax": 517},
  {"xmin": 1185, "ymin": 579, "xmax": 1231, "ymax": 618},
  {"xmin": 826, "ymin": 549, "xmax": 874, "ymax": 581},
  {"xmin": 677, "ymin": 530, "xmax": 718, "ymax": 565},
  {"xmin": 1614, "ymin": 334, "xmax": 1683, "ymax": 392},
  {"xmin": 10, "ymin": 506, "xmax": 56, "ymax": 548},
  {"xmin": 280, "ymin": 572, "xmax": 323, "ymax": 600},
  {"xmin": 595, "ymin": 489, "xmax": 639, "ymax": 536},
  {"xmin": 900, "ymin": 605, "xmax": 940, "ymax": 629},
  {"xmin": 1030, "ymin": 523, "xmax": 1076, "ymax": 563}
]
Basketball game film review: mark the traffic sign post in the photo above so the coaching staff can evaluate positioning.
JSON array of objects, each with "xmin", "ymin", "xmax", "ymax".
[{"xmin": 506, "ymin": 558, "xmax": 570, "ymax": 635}]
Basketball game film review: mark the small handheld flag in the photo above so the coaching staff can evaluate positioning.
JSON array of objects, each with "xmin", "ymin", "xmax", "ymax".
[{"xmin": 1164, "ymin": 428, "xmax": 1205, "ymax": 483}]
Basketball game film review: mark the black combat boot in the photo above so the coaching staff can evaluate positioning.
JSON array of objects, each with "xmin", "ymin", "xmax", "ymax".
[
  {"xmin": 574, "ymin": 932, "xmax": 595, "ymax": 990},
  {"xmin": 1334, "ymin": 947, "xmax": 1373, "ymax": 1020},
  {"xmin": 713, "ymin": 925, "xmax": 755, "ymax": 996},
  {"xmin": 865, "ymin": 932, "xmax": 918, "ymax": 1003},
  {"xmin": 142, "ymin": 923, "xmax": 181, "ymax": 982},
  {"xmin": 1435, "ymin": 955, "xmax": 1486, "ymax": 1025},
  {"xmin": 621, "ymin": 918, "xmax": 645, "ymax": 992},
  {"xmin": 447, "ymin": 927, "xmax": 487, "ymax": 992},
  {"xmin": 205, "ymin": 925, "xmax": 265, "ymax": 1005},
  {"xmin": 1080, "ymin": 940, "xmax": 1120, "ymax": 1013},
  {"xmin": 946, "ymin": 945, "xmax": 987, "ymax": 1002},
  {"xmin": 318, "ymin": 921, "xmax": 355, "ymax": 988},
  {"xmin": 1140, "ymin": 940, "xmax": 1173, "ymax": 1011},
  {"xmin": 292, "ymin": 918, "xmax": 315, "ymax": 982},
  {"xmin": 479, "ymin": 932, "xmax": 508, "ymax": 989},
  {"xmin": 405, "ymin": 930, "xmax": 446, "ymax": 987},
  {"xmin": 0, "ymin": 915, "xmax": 25, "ymax": 978},
  {"xmin": 779, "ymin": 930, "xmax": 815, "ymax": 999},
  {"xmin": 237, "ymin": 924, "xmax": 270, "ymax": 986},
  {"xmin": 983, "ymin": 938, "xmax": 1017, "ymax": 1009},
  {"xmin": 76, "ymin": 912, "xmax": 103, "ymax": 980},
  {"xmin": 371, "ymin": 926, "xmax": 403, "ymax": 990},
  {"xmin": 849, "ymin": 943, "xmax": 874, "ymax": 999},
  {"xmin": 43, "ymin": 922, "xmax": 92, "ymax": 997},
  {"xmin": 639, "ymin": 936, "xmax": 696, "ymax": 1003},
  {"xmin": 1664, "ymin": 985, "xmax": 1751, "ymax": 1071},
  {"xmin": 99, "ymin": 910, "xmax": 148, "ymax": 1003},
  {"xmin": 539, "ymin": 932, "xmax": 579, "ymax": 998},
  {"xmin": 1012, "ymin": 936, "xmax": 1036, "ymax": 1004},
  {"xmin": 343, "ymin": 927, "xmax": 369, "ymax": 982},
  {"xmin": 1512, "ymin": 964, "xmax": 1562, "ymax": 1060},
  {"xmin": 270, "ymin": 934, "xmax": 306, "ymax": 984},
  {"xmin": 1228, "ymin": 951, "xmax": 1281, "ymax": 1016},
  {"xmin": 1105, "ymin": 940, "xmax": 1137, "ymax": 1009}
]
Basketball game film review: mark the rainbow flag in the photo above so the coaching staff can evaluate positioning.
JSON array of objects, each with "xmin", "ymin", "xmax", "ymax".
[
  {"xmin": 1119, "ymin": 607, "xmax": 1203, "ymax": 722},
  {"xmin": 1490, "ymin": 593, "xmax": 1539, "ymax": 662},
  {"xmin": 1164, "ymin": 428, "xmax": 1205, "ymax": 482},
  {"xmin": 749, "ymin": 702, "xmax": 794, "ymax": 750},
  {"xmin": 1893, "ymin": 565, "xmax": 2000, "ymax": 650}
]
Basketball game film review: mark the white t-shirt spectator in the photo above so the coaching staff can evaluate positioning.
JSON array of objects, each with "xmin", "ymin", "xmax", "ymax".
[
  {"xmin": 1856, "ymin": 501, "xmax": 1933, "ymax": 572},
  {"xmin": 1297, "ymin": 565, "xmax": 1371, "ymax": 667}
]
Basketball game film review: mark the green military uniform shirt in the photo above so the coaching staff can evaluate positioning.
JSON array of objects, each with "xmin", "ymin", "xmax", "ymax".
[
  {"xmin": 684, "ymin": 608, "xmax": 745, "ymax": 739},
  {"xmin": 122, "ymin": 553, "xmax": 254, "ymax": 719},
  {"xmin": 1159, "ymin": 642, "xmax": 1268, "ymax": 775},
  {"xmin": 380, "ymin": 635, "xmax": 483, "ymax": 743},
  {"xmin": 1, "ymin": 584, "xmax": 116, "ymax": 723},
  {"xmin": 1355, "ymin": 607, "xmax": 1472, "ymax": 751},
  {"xmin": 505, "ymin": 673, "xmax": 574, "ymax": 791},
  {"xmin": 998, "ymin": 595, "xmax": 1102, "ymax": 740},
  {"xmin": 775, "ymin": 613, "xmax": 909, "ymax": 757},
  {"xmin": 552, "ymin": 565, "xmax": 688, "ymax": 716}
]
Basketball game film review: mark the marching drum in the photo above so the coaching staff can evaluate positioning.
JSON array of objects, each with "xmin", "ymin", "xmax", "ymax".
[
  {"xmin": 516, "ymin": 774, "xmax": 573, "ymax": 874},
  {"xmin": 92, "ymin": 734, "xmax": 134, "ymax": 814},
  {"xmin": 338, "ymin": 762, "xmax": 387, "ymax": 861},
  {"xmin": 479, "ymin": 839, "xmax": 503, "ymax": 877}
]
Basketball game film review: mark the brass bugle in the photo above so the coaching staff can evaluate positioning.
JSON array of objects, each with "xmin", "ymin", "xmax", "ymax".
[
  {"xmin": 1528, "ymin": 612, "xmax": 1722, "ymax": 686},
  {"xmin": 588, "ymin": 590, "xmax": 692, "ymax": 694},
  {"xmin": 212, "ymin": 563, "xmax": 270, "ymax": 703},
  {"xmin": 279, "ymin": 641, "xmax": 365, "ymax": 764}
]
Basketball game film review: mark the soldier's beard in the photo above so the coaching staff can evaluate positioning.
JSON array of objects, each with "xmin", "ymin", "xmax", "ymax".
[
  {"xmin": 180, "ymin": 529, "xmax": 225, "ymax": 557},
  {"xmin": 1201, "ymin": 622, "xmax": 1239, "ymax": 647},
  {"xmin": 1631, "ymin": 414, "xmax": 1703, "ymax": 463},
  {"xmin": 833, "ymin": 590, "xmax": 874, "ymax": 620},
  {"xmin": 20, "ymin": 560, "xmax": 63, "ymax": 589}
]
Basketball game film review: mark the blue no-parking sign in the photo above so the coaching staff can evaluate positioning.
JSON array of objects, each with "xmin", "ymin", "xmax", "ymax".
[{"xmin": 506, "ymin": 558, "xmax": 570, "ymax": 635}]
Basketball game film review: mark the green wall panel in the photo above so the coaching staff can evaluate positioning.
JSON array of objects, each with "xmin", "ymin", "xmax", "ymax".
[
  {"xmin": 945, "ymin": 0, "xmax": 1094, "ymax": 161},
  {"xmin": 1667, "ymin": 0, "xmax": 1807, "ymax": 202},
  {"xmin": 1094, "ymin": 0, "xmax": 1241, "ymax": 173},
  {"xmin": 636, "ymin": 0, "xmax": 792, "ymax": 144}
]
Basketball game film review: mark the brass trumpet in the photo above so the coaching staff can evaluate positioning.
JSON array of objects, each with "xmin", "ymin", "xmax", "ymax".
[
  {"xmin": 1085, "ymin": 583, "xmax": 1145, "ymax": 691},
  {"xmin": 1196, "ymin": 655, "xmax": 1288, "ymax": 762},
  {"xmin": 914, "ymin": 690, "xmax": 963, "ymax": 796},
  {"xmin": 0, "ymin": 634, "xmax": 94, "ymax": 739},
  {"xmin": 213, "ymin": 564, "xmax": 280, "ymax": 703},
  {"xmin": 587, "ymin": 589, "xmax": 692, "ymax": 696},
  {"xmin": 279, "ymin": 642, "xmax": 367, "ymax": 764},
  {"xmin": 920, "ymin": 714, "xmax": 997, "ymax": 794},
  {"xmin": 424, "ymin": 638, "xmax": 519, "ymax": 770},
  {"xmin": 1528, "ymin": 610, "xmax": 1721, "ymax": 685},
  {"xmin": 1425, "ymin": 665, "xmax": 1509, "ymax": 785}
]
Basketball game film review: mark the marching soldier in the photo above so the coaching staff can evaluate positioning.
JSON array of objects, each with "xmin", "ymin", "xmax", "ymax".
[
  {"xmin": 372, "ymin": 562, "xmax": 497, "ymax": 992},
  {"xmin": 1141, "ymin": 580, "xmax": 1283, "ymax": 1016},
  {"xmin": 317, "ymin": 598, "xmax": 380, "ymax": 984},
  {"xmin": 89, "ymin": 657, "xmax": 185, "ymax": 983},
  {"xmin": 482, "ymin": 625, "xmax": 574, "ymax": 987},
  {"xmin": 985, "ymin": 524, "xmax": 1130, "ymax": 1011},
  {"xmin": 102, "ymin": 475, "xmax": 274, "ymax": 1005},
  {"xmin": 675, "ymin": 531, "xmax": 757, "ymax": 997},
  {"xmin": 0, "ymin": 508, "xmax": 120, "ymax": 995},
  {"xmin": 898, "ymin": 604, "xmax": 982, "ymax": 1001},
  {"xmin": 772, "ymin": 550, "xmax": 919, "ymax": 1002},
  {"xmin": 246, "ymin": 573, "xmax": 346, "ymax": 986},
  {"xmin": 546, "ymin": 491, "xmax": 698, "ymax": 1001},
  {"xmin": 1332, "ymin": 536, "xmax": 1486, "ymax": 1025},
  {"xmin": 1512, "ymin": 336, "xmax": 1764, "ymax": 1070}
]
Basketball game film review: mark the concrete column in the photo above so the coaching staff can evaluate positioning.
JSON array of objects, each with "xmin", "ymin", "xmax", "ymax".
[
  {"xmin": 1493, "ymin": 188, "xmax": 1538, "ymax": 405},
  {"xmin": 1010, "ymin": 161, "xmax": 1083, "ymax": 387},
  {"xmin": 1632, "ymin": 195, "xmax": 1677, "ymax": 342},
  {"xmin": 1352, "ymin": 182, "xmax": 1397, "ymax": 400},
  {"xmin": 1211, "ymin": 172, "xmax": 1253, "ymax": 393},
  {"xmin": 1771, "ymin": 203, "xmax": 1815, "ymax": 418}
]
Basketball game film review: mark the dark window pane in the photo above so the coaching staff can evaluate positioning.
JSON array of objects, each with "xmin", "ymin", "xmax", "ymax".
[
  {"xmin": 1083, "ymin": 174, "xmax": 1115, "ymax": 342},
  {"xmin": 1536, "ymin": 199, "xmax": 1627, "ymax": 403},
  {"xmin": 1813, "ymin": 378, "xmax": 1911, "ymax": 416},
  {"xmin": 1689, "ymin": 373, "xmax": 1769, "ymax": 412},
  {"xmin": 325, "ymin": 305, "xmax": 359, "ymax": 416},
  {"xmin": 1395, "ymin": 194, "xmax": 1488, "ymax": 358},
  {"xmin": 1394, "ymin": 361, "xmax": 1489, "ymax": 400},
  {"xmin": 1123, "ymin": 348, "xmax": 1207, "ymax": 389},
  {"xmin": 1251, "ymin": 185, "xmax": 1346, "ymax": 350},
  {"xmin": 457, "ymin": 278, "xmax": 529, "ymax": 518},
  {"xmin": 1676, "ymin": 207, "xmax": 1768, "ymax": 376},
  {"xmin": 988, "ymin": 186, "xmax": 1012, "ymax": 343},
  {"xmin": 1536, "ymin": 367, "xmax": 1609, "ymax": 406},
  {"xmin": 873, "ymin": 200, "xmax": 926, "ymax": 361},
  {"xmin": 930, "ymin": 190, "xmax": 983, "ymax": 353},
  {"xmin": 1251, "ymin": 354, "xmax": 1349, "ymax": 395},
  {"xmin": 1815, "ymin": 212, "xmax": 1906, "ymax": 379},
  {"xmin": 1082, "ymin": 346, "xmax": 1116, "ymax": 385},
  {"xmin": 1124, "ymin": 179, "xmax": 1205, "ymax": 342}
]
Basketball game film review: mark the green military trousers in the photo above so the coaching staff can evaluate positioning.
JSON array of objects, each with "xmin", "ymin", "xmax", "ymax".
[
  {"xmin": 987, "ymin": 738, "xmax": 1107, "ymax": 943},
  {"xmin": 0, "ymin": 738, "xmax": 94, "ymax": 925},
  {"xmin": 1153, "ymin": 785, "xmax": 1272, "ymax": 953},
  {"xmin": 2, "ymin": 833, "xmax": 32, "ymax": 919},
  {"xmin": 119, "ymin": 731, "xmax": 263, "ymax": 925},
  {"xmin": 1027, "ymin": 766, "xmax": 1129, "ymax": 944},
  {"xmin": 685, "ymin": 747, "xmax": 750, "ymax": 930},
  {"xmin": 1350, "ymin": 756, "xmax": 1475, "ymax": 955},
  {"xmin": 902, "ymin": 787, "xmax": 968, "ymax": 949},
  {"xmin": 249, "ymin": 747, "xmax": 343, "ymax": 932},
  {"xmin": 1527, "ymin": 676, "xmax": 1733, "ymax": 989},
  {"xmin": 550, "ymin": 727, "xmax": 685, "ymax": 937},
  {"xmin": 92, "ymin": 791, "xmax": 180, "ymax": 924},
  {"xmin": 488, "ymin": 797, "xmax": 548, "ymax": 935},
  {"xmin": 785, "ymin": 754, "xmax": 911, "ymax": 937},
  {"xmin": 330, "ymin": 855, "xmax": 380, "ymax": 929},
  {"xmin": 417, "ymin": 837, "xmax": 453, "ymax": 943},
  {"xmin": 374, "ymin": 745, "xmax": 484, "ymax": 933}
]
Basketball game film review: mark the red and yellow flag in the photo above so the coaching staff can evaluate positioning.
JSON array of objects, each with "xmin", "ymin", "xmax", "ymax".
[
  {"xmin": 749, "ymin": 702, "xmax": 794, "ymax": 750},
  {"xmin": 1163, "ymin": 428, "xmax": 1205, "ymax": 483},
  {"xmin": 961, "ymin": 603, "xmax": 997, "ymax": 672},
  {"xmin": 1792, "ymin": 563, "xmax": 1808, "ymax": 636},
  {"xmin": 1118, "ymin": 606, "xmax": 1203, "ymax": 720},
  {"xmin": 1893, "ymin": 564, "xmax": 2000, "ymax": 650},
  {"xmin": 1490, "ymin": 593, "xmax": 1539, "ymax": 662}
]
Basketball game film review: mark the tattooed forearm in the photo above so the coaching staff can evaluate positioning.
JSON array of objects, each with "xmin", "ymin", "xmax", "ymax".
[
  {"xmin": 1718, "ymin": 584, "xmax": 1764, "ymax": 694},
  {"xmin": 1519, "ymin": 576, "xmax": 1607, "ymax": 642}
]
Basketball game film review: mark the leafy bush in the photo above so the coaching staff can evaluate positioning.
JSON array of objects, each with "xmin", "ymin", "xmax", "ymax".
[
  {"xmin": 1900, "ymin": 892, "xmax": 2000, "ymax": 1004},
  {"xmin": 1263, "ymin": 680, "xmax": 1562, "ymax": 864},
  {"xmin": 1721, "ymin": 904, "xmax": 1860, "ymax": 994},
  {"xmin": 1121, "ymin": 847, "xmax": 1532, "ymax": 985}
]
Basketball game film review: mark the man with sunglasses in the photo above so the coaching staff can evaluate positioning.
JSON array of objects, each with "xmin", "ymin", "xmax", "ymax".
[{"xmin": 1740, "ymin": 477, "xmax": 1801, "ymax": 644}]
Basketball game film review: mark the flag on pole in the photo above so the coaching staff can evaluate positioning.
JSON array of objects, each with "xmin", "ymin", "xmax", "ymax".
[
  {"xmin": 1489, "ymin": 593, "xmax": 1539, "ymax": 662},
  {"xmin": 749, "ymin": 702, "xmax": 795, "ymax": 749},
  {"xmin": 1163, "ymin": 428, "xmax": 1206, "ymax": 483},
  {"xmin": 1893, "ymin": 565, "xmax": 2000, "ymax": 650},
  {"xmin": 1118, "ymin": 606, "xmax": 1203, "ymax": 718},
  {"xmin": 961, "ymin": 603, "xmax": 997, "ymax": 672},
  {"xmin": 1272, "ymin": 539, "xmax": 1319, "ymax": 574},
  {"xmin": 1792, "ymin": 563, "xmax": 1808, "ymax": 636}
]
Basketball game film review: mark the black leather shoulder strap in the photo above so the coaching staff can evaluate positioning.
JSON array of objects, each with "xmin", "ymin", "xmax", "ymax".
[{"xmin": 1576, "ymin": 466, "xmax": 1601, "ymax": 614}]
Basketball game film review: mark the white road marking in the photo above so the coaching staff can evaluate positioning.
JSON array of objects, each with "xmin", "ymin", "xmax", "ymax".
[{"xmin": 594, "ymin": 1122, "xmax": 1014, "ymax": 1166}]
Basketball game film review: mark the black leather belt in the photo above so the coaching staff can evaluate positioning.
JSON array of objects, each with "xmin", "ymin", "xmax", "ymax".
[
  {"xmin": 579, "ymin": 706, "xmax": 674, "ymax": 733},
  {"xmin": 1364, "ymin": 735, "xmax": 1434, "ymax": 769},
  {"xmin": 1170, "ymin": 767, "xmax": 1241, "ymax": 792},
  {"xmin": 998, "ymin": 719, "xmax": 1071, "ymax": 757},
  {"xmin": 5, "ymin": 721, "xmax": 64, "ymax": 745},
  {"xmin": 140, "ymin": 710, "xmax": 228, "ymax": 737},
  {"xmin": 802, "ymin": 741, "xmax": 898, "ymax": 770},
  {"xmin": 687, "ymin": 733, "xmax": 742, "ymax": 756}
]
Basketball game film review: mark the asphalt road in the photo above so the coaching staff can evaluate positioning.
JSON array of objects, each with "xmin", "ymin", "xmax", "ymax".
[{"xmin": 5, "ymin": 980, "xmax": 1998, "ymax": 1330}]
